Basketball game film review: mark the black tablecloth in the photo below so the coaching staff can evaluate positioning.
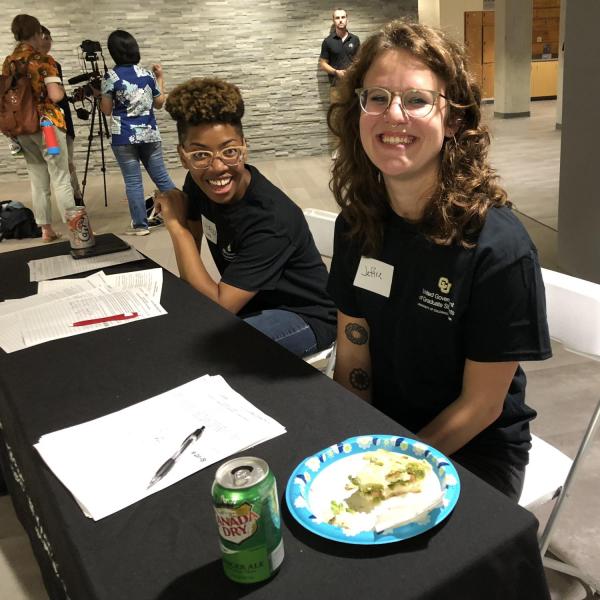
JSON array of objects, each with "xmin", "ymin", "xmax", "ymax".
[{"xmin": 0, "ymin": 235, "xmax": 550, "ymax": 600}]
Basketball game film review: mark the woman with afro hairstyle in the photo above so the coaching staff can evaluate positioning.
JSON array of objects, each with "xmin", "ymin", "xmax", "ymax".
[
  {"xmin": 156, "ymin": 77, "xmax": 336, "ymax": 357},
  {"xmin": 326, "ymin": 20, "xmax": 551, "ymax": 500}
]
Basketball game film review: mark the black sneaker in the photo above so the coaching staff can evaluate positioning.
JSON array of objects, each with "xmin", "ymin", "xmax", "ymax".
[{"xmin": 147, "ymin": 214, "xmax": 164, "ymax": 230}]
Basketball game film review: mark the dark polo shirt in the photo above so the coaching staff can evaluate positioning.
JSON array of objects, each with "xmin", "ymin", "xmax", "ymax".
[{"xmin": 320, "ymin": 31, "xmax": 360, "ymax": 85}]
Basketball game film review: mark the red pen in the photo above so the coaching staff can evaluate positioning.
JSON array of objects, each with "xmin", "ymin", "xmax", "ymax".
[{"xmin": 71, "ymin": 312, "xmax": 139, "ymax": 327}]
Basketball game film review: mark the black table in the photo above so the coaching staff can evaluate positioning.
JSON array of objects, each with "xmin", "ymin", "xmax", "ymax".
[{"xmin": 0, "ymin": 235, "xmax": 550, "ymax": 600}]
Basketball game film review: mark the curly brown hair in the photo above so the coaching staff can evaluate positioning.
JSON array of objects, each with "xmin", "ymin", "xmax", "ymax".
[
  {"xmin": 165, "ymin": 77, "xmax": 245, "ymax": 143},
  {"xmin": 328, "ymin": 19, "xmax": 509, "ymax": 255}
]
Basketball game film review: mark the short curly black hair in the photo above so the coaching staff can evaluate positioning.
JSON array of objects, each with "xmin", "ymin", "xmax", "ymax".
[{"xmin": 165, "ymin": 78, "xmax": 245, "ymax": 143}]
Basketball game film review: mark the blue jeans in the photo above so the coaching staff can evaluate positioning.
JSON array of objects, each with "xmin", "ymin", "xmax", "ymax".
[
  {"xmin": 112, "ymin": 142, "xmax": 175, "ymax": 229},
  {"xmin": 243, "ymin": 310, "xmax": 317, "ymax": 357}
]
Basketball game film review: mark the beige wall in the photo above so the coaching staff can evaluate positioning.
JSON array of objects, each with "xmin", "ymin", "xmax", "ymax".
[
  {"xmin": 419, "ymin": 0, "xmax": 484, "ymax": 41},
  {"xmin": 0, "ymin": 1, "xmax": 417, "ymax": 181}
]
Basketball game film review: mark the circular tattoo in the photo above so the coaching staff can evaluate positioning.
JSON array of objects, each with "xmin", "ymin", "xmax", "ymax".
[
  {"xmin": 345, "ymin": 323, "xmax": 369, "ymax": 345},
  {"xmin": 349, "ymin": 368, "xmax": 370, "ymax": 391}
]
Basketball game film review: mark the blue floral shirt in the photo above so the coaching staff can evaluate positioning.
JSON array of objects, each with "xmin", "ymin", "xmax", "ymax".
[{"xmin": 101, "ymin": 65, "xmax": 161, "ymax": 145}]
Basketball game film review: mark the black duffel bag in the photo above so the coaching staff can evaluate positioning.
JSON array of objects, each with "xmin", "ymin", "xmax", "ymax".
[{"xmin": 0, "ymin": 200, "xmax": 42, "ymax": 241}]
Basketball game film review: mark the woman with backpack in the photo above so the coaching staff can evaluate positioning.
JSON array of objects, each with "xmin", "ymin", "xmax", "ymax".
[{"xmin": 1, "ymin": 14, "xmax": 77, "ymax": 242}]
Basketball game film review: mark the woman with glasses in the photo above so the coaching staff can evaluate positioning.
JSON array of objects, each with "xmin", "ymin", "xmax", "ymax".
[
  {"xmin": 327, "ymin": 20, "xmax": 551, "ymax": 500},
  {"xmin": 155, "ymin": 77, "xmax": 336, "ymax": 357},
  {"xmin": 100, "ymin": 30, "xmax": 175, "ymax": 235}
]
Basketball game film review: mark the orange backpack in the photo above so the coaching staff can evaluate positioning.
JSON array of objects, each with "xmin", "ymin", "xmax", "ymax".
[{"xmin": 0, "ymin": 59, "xmax": 40, "ymax": 137}]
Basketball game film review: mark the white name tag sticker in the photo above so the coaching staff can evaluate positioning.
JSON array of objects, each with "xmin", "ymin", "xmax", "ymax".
[
  {"xmin": 353, "ymin": 257, "xmax": 394, "ymax": 298},
  {"xmin": 201, "ymin": 215, "xmax": 218, "ymax": 244}
]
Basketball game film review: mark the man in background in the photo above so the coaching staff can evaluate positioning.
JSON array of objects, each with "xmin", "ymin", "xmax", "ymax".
[{"xmin": 319, "ymin": 8, "xmax": 360, "ymax": 104}]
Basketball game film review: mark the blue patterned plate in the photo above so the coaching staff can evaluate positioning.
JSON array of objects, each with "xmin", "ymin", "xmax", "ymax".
[{"xmin": 285, "ymin": 434, "xmax": 460, "ymax": 544}]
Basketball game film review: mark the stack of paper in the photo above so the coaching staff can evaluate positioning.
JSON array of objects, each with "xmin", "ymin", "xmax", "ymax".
[
  {"xmin": 28, "ymin": 247, "xmax": 145, "ymax": 282},
  {"xmin": 35, "ymin": 375, "xmax": 287, "ymax": 520},
  {"xmin": 0, "ymin": 269, "xmax": 165, "ymax": 353}
]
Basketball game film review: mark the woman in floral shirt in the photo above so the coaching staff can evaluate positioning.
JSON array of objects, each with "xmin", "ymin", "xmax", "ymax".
[
  {"xmin": 2, "ymin": 14, "xmax": 76, "ymax": 242},
  {"xmin": 100, "ymin": 30, "xmax": 175, "ymax": 236}
]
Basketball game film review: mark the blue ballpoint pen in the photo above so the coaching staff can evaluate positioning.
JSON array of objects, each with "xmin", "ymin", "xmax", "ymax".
[{"xmin": 147, "ymin": 426, "xmax": 205, "ymax": 489}]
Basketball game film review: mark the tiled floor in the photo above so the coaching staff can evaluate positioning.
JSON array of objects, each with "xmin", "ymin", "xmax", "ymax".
[{"xmin": 1, "ymin": 100, "xmax": 599, "ymax": 599}]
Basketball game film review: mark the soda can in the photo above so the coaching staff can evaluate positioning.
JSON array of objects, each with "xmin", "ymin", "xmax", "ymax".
[
  {"xmin": 65, "ymin": 207, "xmax": 95, "ymax": 249},
  {"xmin": 212, "ymin": 457, "xmax": 284, "ymax": 584}
]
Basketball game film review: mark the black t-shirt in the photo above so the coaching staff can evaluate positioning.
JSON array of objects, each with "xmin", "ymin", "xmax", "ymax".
[
  {"xmin": 327, "ymin": 205, "xmax": 552, "ymax": 467},
  {"xmin": 185, "ymin": 164, "xmax": 336, "ymax": 350},
  {"xmin": 320, "ymin": 32, "xmax": 360, "ymax": 85}
]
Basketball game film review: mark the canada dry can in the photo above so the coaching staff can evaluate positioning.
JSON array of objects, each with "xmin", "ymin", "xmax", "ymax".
[
  {"xmin": 212, "ymin": 457, "xmax": 284, "ymax": 584},
  {"xmin": 65, "ymin": 207, "xmax": 95, "ymax": 249}
]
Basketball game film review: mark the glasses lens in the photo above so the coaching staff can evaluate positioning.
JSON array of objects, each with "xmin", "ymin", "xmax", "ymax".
[
  {"xmin": 402, "ymin": 90, "xmax": 436, "ymax": 117},
  {"xmin": 189, "ymin": 151, "xmax": 212, "ymax": 169},
  {"xmin": 220, "ymin": 147, "xmax": 243, "ymax": 166},
  {"xmin": 359, "ymin": 88, "xmax": 391, "ymax": 115}
]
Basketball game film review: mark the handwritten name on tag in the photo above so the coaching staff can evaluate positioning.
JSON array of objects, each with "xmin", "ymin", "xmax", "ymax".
[
  {"xmin": 201, "ymin": 215, "xmax": 218, "ymax": 244},
  {"xmin": 353, "ymin": 257, "xmax": 394, "ymax": 298}
]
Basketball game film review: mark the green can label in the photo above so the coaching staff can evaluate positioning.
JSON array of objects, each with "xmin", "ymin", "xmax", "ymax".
[
  {"xmin": 220, "ymin": 543, "xmax": 271, "ymax": 583},
  {"xmin": 212, "ymin": 457, "xmax": 284, "ymax": 584},
  {"xmin": 215, "ymin": 502, "xmax": 260, "ymax": 544}
]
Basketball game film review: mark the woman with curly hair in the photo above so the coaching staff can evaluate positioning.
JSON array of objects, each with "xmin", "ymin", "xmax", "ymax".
[
  {"xmin": 155, "ymin": 77, "xmax": 336, "ymax": 356},
  {"xmin": 327, "ymin": 20, "xmax": 551, "ymax": 499}
]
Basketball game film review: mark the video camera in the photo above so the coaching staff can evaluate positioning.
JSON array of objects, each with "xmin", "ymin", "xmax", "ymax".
[
  {"xmin": 67, "ymin": 40, "xmax": 107, "ymax": 120},
  {"xmin": 81, "ymin": 39, "xmax": 102, "ymax": 60}
]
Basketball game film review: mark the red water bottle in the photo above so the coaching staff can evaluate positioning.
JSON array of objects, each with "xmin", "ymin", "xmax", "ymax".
[{"xmin": 40, "ymin": 118, "xmax": 60, "ymax": 155}]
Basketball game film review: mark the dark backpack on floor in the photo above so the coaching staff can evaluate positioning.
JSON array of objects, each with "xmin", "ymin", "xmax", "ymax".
[
  {"xmin": 0, "ymin": 201, "xmax": 42, "ymax": 241},
  {"xmin": 0, "ymin": 59, "xmax": 40, "ymax": 137}
]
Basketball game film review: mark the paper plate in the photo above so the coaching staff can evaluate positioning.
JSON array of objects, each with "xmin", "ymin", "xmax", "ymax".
[{"xmin": 286, "ymin": 434, "xmax": 460, "ymax": 545}]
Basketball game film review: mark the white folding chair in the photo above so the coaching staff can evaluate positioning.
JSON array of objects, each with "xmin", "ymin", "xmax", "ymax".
[
  {"xmin": 519, "ymin": 268, "xmax": 600, "ymax": 593},
  {"xmin": 302, "ymin": 209, "xmax": 338, "ymax": 376}
]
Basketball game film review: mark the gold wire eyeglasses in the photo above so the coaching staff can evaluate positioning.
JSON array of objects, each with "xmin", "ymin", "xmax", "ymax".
[{"xmin": 355, "ymin": 87, "xmax": 448, "ymax": 118}]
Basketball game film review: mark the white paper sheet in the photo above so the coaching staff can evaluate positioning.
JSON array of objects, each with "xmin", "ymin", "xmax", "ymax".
[
  {"xmin": 28, "ymin": 247, "xmax": 145, "ymax": 282},
  {"xmin": 38, "ymin": 269, "xmax": 163, "ymax": 304},
  {"xmin": 0, "ymin": 282, "xmax": 98, "ymax": 317},
  {"xmin": 100, "ymin": 268, "xmax": 163, "ymax": 304},
  {"xmin": 36, "ymin": 272, "xmax": 107, "ymax": 295},
  {"xmin": 0, "ymin": 287, "xmax": 166, "ymax": 353},
  {"xmin": 35, "ymin": 375, "xmax": 287, "ymax": 520}
]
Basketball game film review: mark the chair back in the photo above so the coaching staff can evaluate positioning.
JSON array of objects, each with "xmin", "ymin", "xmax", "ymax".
[
  {"xmin": 303, "ymin": 209, "xmax": 337, "ymax": 259},
  {"xmin": 302, "ymin": 209, "xmax": 338, "ymax": 376},
  {"xmin": 542, "ymin": 268, "xmax": 600, "ymax": 358}
]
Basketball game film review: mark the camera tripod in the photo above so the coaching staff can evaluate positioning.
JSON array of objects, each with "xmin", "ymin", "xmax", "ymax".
[{"xmin": 80, "ymin": 96, "xmax": 110, "ymax": 208}]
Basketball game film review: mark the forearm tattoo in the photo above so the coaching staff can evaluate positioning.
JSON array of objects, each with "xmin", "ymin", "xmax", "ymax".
[
  {"xmin": 349, "ymin": 368, "xmax": 370, "ymax": 391},
  {"xmin": 345, "ymin": 322, "xmax": 369, "ymax": 345}
]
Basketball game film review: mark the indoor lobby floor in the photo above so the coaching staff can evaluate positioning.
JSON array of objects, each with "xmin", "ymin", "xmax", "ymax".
[{"xmin": 0, "ymin": 100, "xmax": 598, "ymax": 599}]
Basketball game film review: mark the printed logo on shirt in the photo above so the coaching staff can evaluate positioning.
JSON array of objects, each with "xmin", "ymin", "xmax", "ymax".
[
  {"xmin": 201, "ymin": 215, "xmax": 218, "ymax": 244},
  {"xmin": 417, "ymin": 279, "xmax": 455, "ymax": 321},
  {"xmin": 222, "ymin": 243, "xmax": 236, "ymax": 262},
  {"xmin": 438, "ymin": 277, "xmax": 452, "ymax": 294}
]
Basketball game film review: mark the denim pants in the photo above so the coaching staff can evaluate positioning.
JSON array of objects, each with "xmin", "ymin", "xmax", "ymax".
[
  {"xmin": 112, "ymin": 142, "xmax": 175, "ymax": 229},
  {"xmin": 243, "ymin": 309, "xmax": 317, "ymax": 357}
]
